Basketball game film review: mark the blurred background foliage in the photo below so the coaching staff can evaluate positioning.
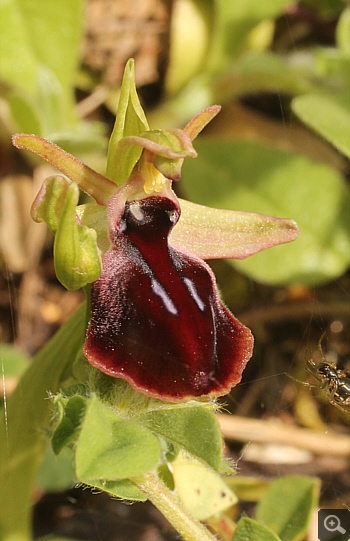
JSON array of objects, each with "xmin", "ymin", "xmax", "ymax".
[
  {"xmin": 1, "ymin": 0, "xmax": 350, "ymax": 538},
  {"xmin": 1, "ymin": 0, "xmax": 350, "ymax": 286}
]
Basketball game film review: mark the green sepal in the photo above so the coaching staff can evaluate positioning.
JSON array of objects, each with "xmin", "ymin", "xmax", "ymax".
[
  {"xmin": 51, "ymin": 388, "xmax": 88, "ymax": 455},
  {"xmin": 75, "ymin": 394, "xmax": 161, "ymax": 482},
  {"xmin": 106, "ymin": 58, "xmax": 149, "ymax": 185},
  {"xmin": 138, "ymin": 405, "xmax": 222, "ymax": 471},
  {"xmin": 31, "ymin": 175, "xmax": 70, "ymax": 233},
  {"xmin": 256, "ymin": 475, "xmax": 320, "ymax": 541},
  {"xmin": 232, "ymin": 517, "xmax": 282, "ymax": 541},
  {"xmin": 54, "ymin": 182, "xmax": 102, "ymax": 290}
]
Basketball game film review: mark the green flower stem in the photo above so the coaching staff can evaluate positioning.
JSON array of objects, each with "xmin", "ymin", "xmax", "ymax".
[{"xmin": 132, "ymin": 471, "xmax": 217, "ymax": 541}]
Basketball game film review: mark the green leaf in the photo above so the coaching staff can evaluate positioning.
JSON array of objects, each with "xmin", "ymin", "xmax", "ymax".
[
  {"xmin": 336, "ymin": 7, "xmax": 350, "ymax": 53},
  {"xmin": 206, "ymin": 0, "xmax": 294, "ymax": 71},
  {"xmin": 256, "ymin": 475, "xmax": 320, "ymax": 541},
  {"xmin": 138, "ymin": 405, "xmax": 222, "ymax": 470},
  {"xmin": 226, "ymin": 476, "xmax": 270, "ymax": 502},
  {"xmin": 217, "ymin": 51, "xmax": 314, "ymax": 102},
  {"xmin": 0, "ymin": 344, "xmax": 29, "ymax": 378},
  {"xmin": 106, "ymin": 58, "xmax": 149, "ymax": 185},
  {"xmin": 165, "ymin": 0, "xmax": 213, "ymax": 95},
  {"xmin": 292, "ymin": 93, "xmax": 350, "ymax": 159},
  {"xmin": 171, "ymin": 452, "xmax": 237, "ymax": 521},
  {"xmin": 8, "ymin": 93, "xmax": 42, "ymax": 136},
  {"xmin": 0, "ymin": 0, "xmax": 83, "ymax": 122},
  {"xmin": 75, "ymin": 395, "xmax": 161, "ymax": 481},
  {"xmin": 232, "ymin": 517, "xmax": 281, "ymax": 541},
  {"xmin": 54, "ymin": 182, "xmax": 102, "ymax": 290},
  {"xmin": 36, "ymin": 446, "xmax": 76, "ymax": 492},
  {"xmin": 90, "ymin": 479, "xmax": 147, "ymax": 502},
  {"xmin": 36, "ymin": 66, "xmax": 66, "ymax": 134},
  {"xmin": 182, "ymin": 139, "xmax": 350, "ymax": 285},
  {"xmin": 51, "ymin": 394, "xmax": 87, "ymax": 455},
  {"xmin": 0, "ymin": 303, "xmax": 86, "ymax": 540}
]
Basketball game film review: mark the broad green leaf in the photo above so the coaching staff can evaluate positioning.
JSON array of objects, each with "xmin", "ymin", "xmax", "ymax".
[
  {"xmin": 54, "ymin": 182, "xmax": 102, "ymax": 290},
  {"xmin": 227, "ymin": 476, "xmax": 270, "ymax": 502},
  {"xmin": 0, "ymin": 344, "xmax": 29, "ymax": 378},
  {"xmin": 36, "ymin": 66, "xmax": 66, "ymax": 134},
  {"xmin": 106, "ymin": 59, "xmax": 149, "ymax": 185},
  {"xmin": 138, "ymin": 405, "xmax": 222, "ymax": 471},
  {"xmin": 75, "ymin": 395, "xmax": 161, "ymax": 481},
  {"xmin": 8, "ymin": 94, "xmax": 42, "ymax": 136},
  {"xmin": 0, "ymin": 0, "xmax": 83, "ymax": 122},
  {"xmin": 171, "ymin": 453, "xmax": 237, "ymax": 521},
  {"xmin": 51, "ymin": 394, "xmax": 87, "ymax": 455},
  {"xmin": 36, "ymin": 446, "xmax": 76, "ymax": 492},
  {"xmin": 292, "ymin": 93, "xmax": 350, "ymax": 159},
  {"xmin": 182, "ymin": 139, "xmax": 350, "ymax": 285},
  {"xmin": 165, "ymin": 0, "xmax": 214, "ymax": 95},
  {"xmin": 0, "ymin": 303, "xmax": 86, "ymax": 541},
  {"xmin": 206, "ymin": 0, "xmax": 294, "ymax": 71},
  {"xmin": 313, "ymin": 48, "xmax": 350, "ymax": 89},
  {"xmin": 232, "ymin": 517, "xmax": 281, "ymax": 541},
  {"xmin": 301, "ymin": 0, "xmax": 343, "ymax": 18},
  {"xmin": 90, "ymin": 479, "xmax": 147, "ymax": 502},
  {"xmin": 336, "ymin": 6, "xmax": 350, "ymax": 53},
  {"xmin": 216, "ymin": 52, "xmax": 314, "ymax": 102},
  {"xmin": 256, "ymin": 475, "xmax": 320, "ymax": 541}
]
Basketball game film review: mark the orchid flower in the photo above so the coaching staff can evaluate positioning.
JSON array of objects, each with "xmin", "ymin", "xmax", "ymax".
[{"xmin": 12, "ymin": 59, "xmax": 298, "ymax": 403}]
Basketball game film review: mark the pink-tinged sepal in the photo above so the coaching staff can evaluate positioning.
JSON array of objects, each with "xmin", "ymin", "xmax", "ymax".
[
  {"xmin": 84, "ymin": 195, "xmax": 254, "ymax": 401},
  {"xmin": 171, "ymin": 199, "xmax": 300, "ymax": 260},
  {"xmin": 13, "ymin": 134, "xmax": 116, "ymax": 205}
]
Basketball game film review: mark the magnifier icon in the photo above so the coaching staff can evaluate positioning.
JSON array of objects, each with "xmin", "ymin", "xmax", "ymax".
[{"xmin": 324, "ymin": 515, "xmax": 346, "ymax": 535}]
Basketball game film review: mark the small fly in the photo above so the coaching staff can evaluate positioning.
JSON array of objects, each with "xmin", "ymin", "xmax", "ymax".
[{"xmin": 294, "ymin": 335, "xmax": 350, "ymax": 413}]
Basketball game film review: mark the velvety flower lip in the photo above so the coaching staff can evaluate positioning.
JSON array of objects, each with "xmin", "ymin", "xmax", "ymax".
[{"xmin": 83, "ymin": 191, "xmax": 254, "ymax": 402}]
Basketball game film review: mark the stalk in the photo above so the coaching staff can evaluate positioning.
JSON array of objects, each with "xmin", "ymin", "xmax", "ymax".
[{"xmin": 133, "ymin": 471, "xmax": 217, "ymax": 541}]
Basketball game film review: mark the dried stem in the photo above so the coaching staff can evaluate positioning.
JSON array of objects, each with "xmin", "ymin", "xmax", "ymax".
[{"xmin": 217, "ymin": 413, "xmax": 350, "ymax": 456}]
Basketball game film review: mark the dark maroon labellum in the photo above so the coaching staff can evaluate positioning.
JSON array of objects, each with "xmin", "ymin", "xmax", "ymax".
[{"xmin": 83, "ymin": 196, "xmax": 254, "ymax": 402}]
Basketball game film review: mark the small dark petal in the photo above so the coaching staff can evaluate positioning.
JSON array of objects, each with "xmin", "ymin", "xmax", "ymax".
[{"xmin": 84, "ymin": 196, "xmax": 254, "ymax": 402}]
